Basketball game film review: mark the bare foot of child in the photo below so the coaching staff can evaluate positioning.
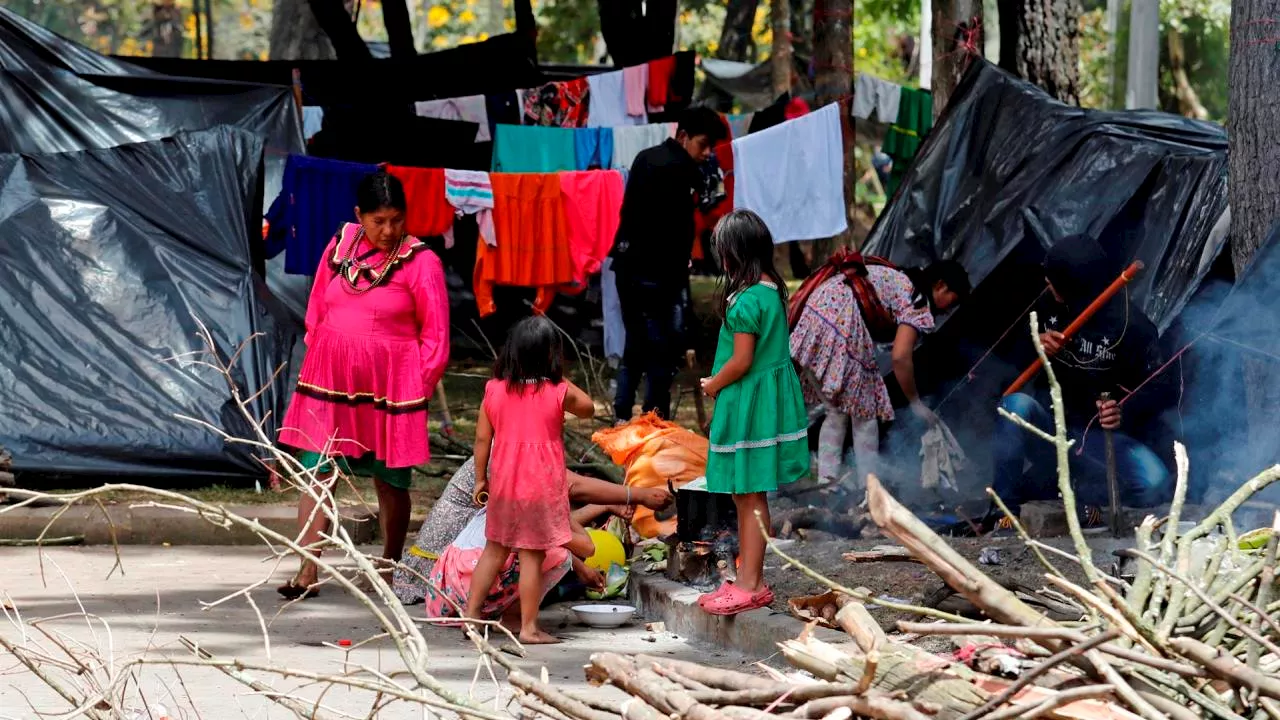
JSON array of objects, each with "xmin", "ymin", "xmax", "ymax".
[{"xmin": 519, "ymin": 628, "xmax": 561, "ymax": 645}]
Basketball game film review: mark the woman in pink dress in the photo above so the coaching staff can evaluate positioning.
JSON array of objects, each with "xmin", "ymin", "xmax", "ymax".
[
  {"xmin": 277, "ymin": 171, "xmax": 449, "ymax": 599},
  {"xmin": 465, "ymin": 316, "xmax": 596, "ymax": 643}
]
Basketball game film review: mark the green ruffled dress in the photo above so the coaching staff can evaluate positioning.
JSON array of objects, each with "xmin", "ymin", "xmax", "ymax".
[{"xmin": 706, "ymin": 283, "xmax": 810, "ymax": 494}]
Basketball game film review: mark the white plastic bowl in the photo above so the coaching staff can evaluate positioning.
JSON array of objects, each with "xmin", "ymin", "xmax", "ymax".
[{"xmin": 571, "ymin": 604, "xmax": 636, "ymax": 628}]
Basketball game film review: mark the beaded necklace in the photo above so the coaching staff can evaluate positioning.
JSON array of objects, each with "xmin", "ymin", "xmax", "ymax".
[{"xmin": 338, "ymin": 226, "xmax": 405, "ymax": 295}]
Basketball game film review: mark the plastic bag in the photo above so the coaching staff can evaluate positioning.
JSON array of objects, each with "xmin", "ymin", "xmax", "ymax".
[
  {"xmin": 586, "ymin": 563, "xmax": 629, "ymax": 600},
  {"xmin": 592, "ymin": 413, "xmax": 709, "ymax": 538}
]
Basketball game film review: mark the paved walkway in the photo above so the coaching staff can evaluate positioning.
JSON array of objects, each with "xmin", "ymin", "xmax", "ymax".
[{"xmin": 0, "ymin": 547, "xmax": 750, "ymax": 719}]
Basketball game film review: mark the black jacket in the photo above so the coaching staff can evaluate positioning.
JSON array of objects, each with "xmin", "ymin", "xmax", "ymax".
[
  {"xmin": 1035, "ymin": 238, "xmax": 1171, "ymax": 430},
  {"xmin": 610, "ymin": 138, "xmax": 703, "ymax": 292}
]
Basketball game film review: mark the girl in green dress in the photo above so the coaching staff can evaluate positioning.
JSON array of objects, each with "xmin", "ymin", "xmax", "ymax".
[{"xmin": 698, "ymin": 210, "xmax": 809, "ymax": 616}]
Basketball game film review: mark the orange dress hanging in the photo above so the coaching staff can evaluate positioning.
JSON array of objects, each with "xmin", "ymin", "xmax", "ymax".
[{"xmin": 473, "ymin": 173, "xmax": 575, "ymax": 316}]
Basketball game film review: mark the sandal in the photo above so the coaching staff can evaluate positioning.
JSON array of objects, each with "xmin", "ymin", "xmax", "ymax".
[
  {"xmin": 699, "ymin": 583, "xmax": 774, "ymax": 616},
  {"xmin": 697, "ymin": 581, "xmax": 733, "ymax": 607},
  {"xmin": 277, "ymin": 580, "xmax": 319, "ymax": 601}
]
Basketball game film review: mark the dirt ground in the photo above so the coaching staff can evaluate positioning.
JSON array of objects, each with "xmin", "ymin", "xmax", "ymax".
[{"xmin": 762, "ymin": 533, "xmax": 1100, "ymax": 630}]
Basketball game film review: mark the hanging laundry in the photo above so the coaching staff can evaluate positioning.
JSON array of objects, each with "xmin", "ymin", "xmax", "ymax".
[
  {"xmin": 588, "ymin": 70, "xmax": 645, "ymax": 128},
  {"xmin": 485, "ymin": 91, "xmax": 521, "ymax": 139},
  {"xmin": 443, "ymin": 169, "xmax": 495, "ymax": 249},
  {"xmin": 623, "ymin": 64, "xmax": 648, "ymax": 119},
  {"xmin": 731, "ymin": 102, "xmax": 848, "ymax": 243},
  {"xmin": 491, "ymin": 124, "xmax": 578, "ymax": 173},
  {"xmin": 601, "ymin": 257, "xmax": 625, "ymax": 365},
  {"xmin": 385, "ymin": 166, "xmax": 456, "ymax": 241},
  {"xmin": 414, "ymin": 95, "xmax": 491, "ymax": 142},
  {"xmin": 302, "ymin": 107, "xmax": 324, "ymax": 142},
  {"xmin": 852, "ymin": 73, "xmax": 902, "ymax": 123},
  {"xmin": 612, "ymin": 122, "xmax": 677, "ymax": 171},
  {"xmin": 574, "ymin": 128, "xmax": 614, "ymax": 170},
  {"xmin": 267, "ymin": 154, "xmax": 378, "ymax": 276},
  {"xmin": 523, "ymin": 78, "xmax": 591, "ymax": 128},
  {"xmin": 559, "ymin": 170, "xmax": 625, "ymax": 286},
  {"xmin": 474, "ymin": 173, "xmax": 576, "ymax": 316},
  {"xmin": 646, "ymin": 56, "xmax": 676, "ymax": 111},
  {"xmin": 749, "ymin": 92, "xmax": 791, "ymax": 133},
  {"xmin": 726, "ymin": 112, "xmax": 754, "ymax": 139},
  {"xmin": 882, "ymin": 87, "xmax": 934, "ymax": 195}
]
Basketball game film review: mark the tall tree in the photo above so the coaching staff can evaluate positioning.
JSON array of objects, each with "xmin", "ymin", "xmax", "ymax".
[
  {"xmin": 269, "ymin": 0, "xmax": 335, "ymax": 59},
  {"xmin": 931, "ymin": 0, "xmax": 982, "ymax": 117},
  {"xmin": 771, "ymin": 0, "xmax": 793, "ymax": 95},
  {"xmin": 382, "ymin": 0, "xmax": 416, "ymax": 57},
  {"xmin": 718, "ymin": 0, "xmax": 761, "ymax": 61},
  {"xmin": 1227, "ymin": 0, "xmax": 1280, "ymax": 464},
  {"xmin": 814, "ymin": 0, "xmax": 853, "ymax": 241},
  {"xmin": 998, "ymin": 0, "xmax": 1081, "ymax": 103},
  {"xmin": 303, "ymin": 0, "xmax": 371, "ymax": 59}
]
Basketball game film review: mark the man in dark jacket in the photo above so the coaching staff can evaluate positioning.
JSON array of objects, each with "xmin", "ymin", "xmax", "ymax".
[
  {"xmin": 610, "ymin": 107, "xmax": 726, "ymax": 421},
  {"xmin": 991, "ymin": 238, "xmax": 1172, "ymax": 518}
]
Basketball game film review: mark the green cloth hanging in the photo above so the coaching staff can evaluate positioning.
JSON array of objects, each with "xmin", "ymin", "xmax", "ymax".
[{"xmin": 882, "ymin": 87, "xmax": 934, "ymax": 196}]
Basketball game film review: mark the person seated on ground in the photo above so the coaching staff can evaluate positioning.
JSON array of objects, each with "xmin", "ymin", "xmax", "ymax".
[
  {"xmin": 789, "ymin": 252, "xmax": 970, "ymax": 490},
  {"xmin": 392, "ymin": 457, "xmax": 672, "ymax": 606},
  {"xmin": 989, "ymin": 238, "xmax": 1173, "ymax": 526}
]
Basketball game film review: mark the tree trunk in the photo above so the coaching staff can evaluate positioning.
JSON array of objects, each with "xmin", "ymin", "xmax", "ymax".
[
  {"xmin": 998, "ymin": 0, "xmax": 1081, "ymax": 104},
  {"xmin": 1228, "ymin": 0, "xmax": 1280, "ymax": 466},
  {"xmin": 771, "ymin": 0, "xmax": 793, "ymax": 96},
  {"xmin": 717, "ymin": 0, "xmax": 761, "ymax": 61},
  {"xmin": 302, "ymin": 0, "xmax": 370, "ymax": 59},
  {"xmin": 1167, "ymin": 27, "xmax": 1208, "ymax": 119},
  {"xmin": 598, "ymin": 0, "xmax": 678, "ymax": 66},
  {"xmin": 381, "ymin": 0, "xmax": 416, "ymax": 57},
  {"xmin": 814, "ymin": 0, "xmax": 853, "ymax": 246},
  {"xmin": 269, "ymin": 0, "xmax": 335, "ymax": 60},
  {"xmin": 150, "ymin": 0, "xmax": 185, "ymax": 58},
  {"xmin": 931, "ymin": 0, "xmax": 983, "ymax": 118},
  {"xmin": 790, "ymin": 0, "xmax": 812, "ymax": 60}
]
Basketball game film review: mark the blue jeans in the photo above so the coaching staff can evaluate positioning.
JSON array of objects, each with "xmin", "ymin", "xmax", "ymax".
[
  {"xmin": 992, "ymin": 394, "xmax": 1169, "ymax": 514},
  {"xmin": 614, "ymin": 279, "xmax": 684, "ymax": 421}
]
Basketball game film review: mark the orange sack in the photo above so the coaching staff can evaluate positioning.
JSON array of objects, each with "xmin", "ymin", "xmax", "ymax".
[{"xmin": 592, "ymin": 413, "xmax": 708, "ymax": 539}]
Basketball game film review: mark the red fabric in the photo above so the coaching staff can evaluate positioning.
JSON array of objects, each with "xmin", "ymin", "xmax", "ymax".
[
  {"xmin": 646, "ymin": 56, "xmax": 676, "ymax": 108},
  {"xmin": 784, "ymin": 96, "xmax": 811, "ymax": 120},
  {"xmin": 787, "ymin": 250, "xmax": 901, "ymax": 342},
  {"xmin": 386, "ymin": 166, "xmax": 454, "ymax": 238},
  {"xmin": 559, "ymin": 170, "xmax": 625, "ymax": 286}
]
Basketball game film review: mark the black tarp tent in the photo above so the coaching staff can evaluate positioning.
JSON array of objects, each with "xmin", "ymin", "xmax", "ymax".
[
  {"xmin": 0, "ymin": 127, "xmax": 296, "ymax": 480},
  {"xmin": 860, "ymin": 60, "xmax": 1230, "ymax": 500}
]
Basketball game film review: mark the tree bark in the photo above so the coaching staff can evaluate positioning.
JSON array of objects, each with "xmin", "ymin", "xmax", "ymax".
[
  {"xmin": 814, "ymin": 0, "xmax": 852, "ymax": 246},
  {"xmin": 1166, "ymin": 27, "xmax": 1208, "ymax": 119},
  {"xmin": 381, "ymin": 0, "xmax": 416, "ymax": 58},
  {"xmin": 931, "ymin": 0, "xmax": 982, "ymax": 119},
  {"xmin": 269, "ymin": 0, "xmax": 335, "ymax": 60},
  {"xmin": 717, "ymin": 0, "xmax": 761, "ymax": 61},
  {"xmin": 303, "ymin": 0, "xmax": 370, "ymax": 59},
  {"xmin": 771, "ymin": 0, "xmax": 793, "ymax": 96},
  {"xmin": 998, "ymin": 0, "xmax": 1081, "ymax": 103},
  {"xmin": 1228, "ymin": 0, "xmax": 1280, "ymax": 465}
]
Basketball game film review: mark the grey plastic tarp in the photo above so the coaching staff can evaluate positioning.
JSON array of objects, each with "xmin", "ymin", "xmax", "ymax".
[{"xmin": 0, "ymin": 127, "xmax": 297, "ymax": 480}]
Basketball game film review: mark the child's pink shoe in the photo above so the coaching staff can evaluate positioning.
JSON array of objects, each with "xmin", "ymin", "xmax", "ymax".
[{"xmin": 699, "ymin": 583, "xmax": 774, "ymax": 616}]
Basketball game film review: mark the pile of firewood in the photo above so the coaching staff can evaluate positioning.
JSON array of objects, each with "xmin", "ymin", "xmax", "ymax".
[{"xmin": 563, "ymin": 317, "xmax": 1280, "ymax": 720}]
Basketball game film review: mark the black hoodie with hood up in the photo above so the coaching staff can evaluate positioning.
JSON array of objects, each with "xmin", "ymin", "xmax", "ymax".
[{"xmin": 1032, "ymin": 238, "xmax": 1170, "ymax": 432}]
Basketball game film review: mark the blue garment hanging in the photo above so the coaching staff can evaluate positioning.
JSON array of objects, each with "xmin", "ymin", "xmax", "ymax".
[
  {"xmin": 265, "ymin": 155, "xmax": 379, "ymax": 276},
  {"xmin": 574, "ymin": 128, "xmax": 614, "ymax": 170}
]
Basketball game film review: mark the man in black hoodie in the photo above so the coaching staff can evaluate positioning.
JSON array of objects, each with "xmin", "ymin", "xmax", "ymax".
[
  {"xmin": 610, "ymin": 107, "xmax": 726, "ymax": 421},
  {"xmin": 991, "ymin": 238, "xmax": 1172, "ymax": 518}
]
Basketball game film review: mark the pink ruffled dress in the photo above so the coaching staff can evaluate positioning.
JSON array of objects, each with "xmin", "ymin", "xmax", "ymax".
[
  {"xmin": 279, "ymin": 222, "xmax": 450, "ymax": 468},
  {"xmin": 482, "ymin": 379, "xmax": 571, "ymax": 550}
]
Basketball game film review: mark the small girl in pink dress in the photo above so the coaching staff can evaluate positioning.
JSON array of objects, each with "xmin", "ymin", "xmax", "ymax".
[{"xmin": 465, "ymin": 315, "xmax": 595, "ymax": 644}]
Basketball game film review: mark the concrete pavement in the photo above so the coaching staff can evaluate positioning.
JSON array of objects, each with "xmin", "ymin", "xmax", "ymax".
[{"xmin": 0, "ymin": 547, "xmax": 753, "ymax": 719}]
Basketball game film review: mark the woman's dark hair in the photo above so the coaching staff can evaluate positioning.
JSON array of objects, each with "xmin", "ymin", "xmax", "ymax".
[
  {"xmin": 356, "ymin": 171, "xmax": 407, "ymax": 214},
  {"xmin": 711, "ymin": 209, "xmax": 787, "ymax": 318},
  {"xmin": 493, "ymin": 315, "xmax": 564, "ymax": 391},
  {"xmin": 906, "ymin": 259, "xmax": 971, "ymax": 310}
]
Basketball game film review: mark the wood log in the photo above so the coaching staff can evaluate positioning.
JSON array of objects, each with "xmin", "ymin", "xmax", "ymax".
[
  {"xmin": 834, "ymin": 594, "xmax": 886, "ymax": 653},
  {"xmin": 787, "ymin": 695, "xmax": 933, "ymax": 720},
  {"xmin": 778, "ymin": 634, "xmax": 990, "ymax": 716},
  {"xmin": 1169, "ymin": 637, "xmax": 1280, "ymax": 701},
  {"xmin": 842, "ymin": 546, "xmax": 920, "ymax": 564},
  {"xmin": 589, "ymin": 653, "xmax": 730, "ymax": 720},
  {"xmin": 633, "ymin": 655, "xmax": 777, "ymax": 691}
]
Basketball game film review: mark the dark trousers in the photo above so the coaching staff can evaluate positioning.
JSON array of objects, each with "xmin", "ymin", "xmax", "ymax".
[
  {"xmin": 614, "ymin": 277, "xmax": 684, "ymax": 421},
  {"xmin": 992, "ymin": 393, "xmax": 1170, "ymax": 515}
]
